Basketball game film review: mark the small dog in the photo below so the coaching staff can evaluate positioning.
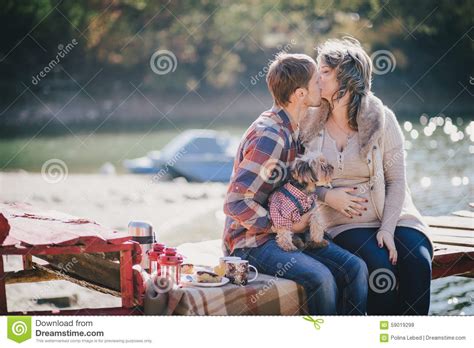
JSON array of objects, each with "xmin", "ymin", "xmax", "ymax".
[{"xmin": 269, "ymin": 154, "xmax": 334, "ymax": 251}]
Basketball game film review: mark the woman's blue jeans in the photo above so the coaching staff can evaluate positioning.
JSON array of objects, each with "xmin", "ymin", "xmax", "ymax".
[
  {"xmin": 333, "ymin": 226, "xmax": 433, "ymax": 315},
  {"xmin": 231, "ymin": 236, "xmax": 368, "ymax": 315}
]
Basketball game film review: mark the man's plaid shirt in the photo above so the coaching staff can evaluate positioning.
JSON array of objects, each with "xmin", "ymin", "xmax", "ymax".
[{"xmin": 222, "ymin": 107, "xmax": 302, "ymax": 255}]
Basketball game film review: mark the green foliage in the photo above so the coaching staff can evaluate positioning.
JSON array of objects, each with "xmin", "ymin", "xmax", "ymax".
[{"xmin": 0, "ymin": 0, "xmax": 471, "ymax": 97}]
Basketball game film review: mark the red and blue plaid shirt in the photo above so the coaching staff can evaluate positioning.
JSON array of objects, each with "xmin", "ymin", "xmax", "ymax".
[{"xmin": 222, "ymin": 107, "xmax": 302, "ymax": 255}]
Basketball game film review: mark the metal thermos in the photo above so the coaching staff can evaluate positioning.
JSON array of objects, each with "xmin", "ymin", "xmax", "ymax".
[{"xmin": 128, "ymin": 221, "xmax": 156, "ymax": 270}]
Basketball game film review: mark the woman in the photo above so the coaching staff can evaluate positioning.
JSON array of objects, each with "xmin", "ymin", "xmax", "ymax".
[{"xmin": 300, "ymin": 37, "xmax": 434, "ymax": 315}]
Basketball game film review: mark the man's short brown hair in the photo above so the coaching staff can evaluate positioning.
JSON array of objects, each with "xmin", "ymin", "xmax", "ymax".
[{"xmin": 266, "ymin": 53, "xmax": 316, "ymax": 107}]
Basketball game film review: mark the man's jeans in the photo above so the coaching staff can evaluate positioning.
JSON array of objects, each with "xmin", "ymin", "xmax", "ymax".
[{"xmin": 231, "ymin": 236, "xmax": 368, "ymax": 315}]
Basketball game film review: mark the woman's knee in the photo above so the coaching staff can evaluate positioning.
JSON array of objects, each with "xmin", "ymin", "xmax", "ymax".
[
  {"xmin": 395, "ymin": 227, "xmax": 433, "ymax": 258},
  {"xmin": 400, "ymin": 250, "xmax": 432, "ymax": 277},
  {"xmin": 395, "ymin": 227, "xmax": 433, "ymax": 272}
]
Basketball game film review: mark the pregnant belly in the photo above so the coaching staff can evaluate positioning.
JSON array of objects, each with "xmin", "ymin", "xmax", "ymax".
[{"xmin": 319, "ymin": 182, "xmax": 380, "ymax": 228}]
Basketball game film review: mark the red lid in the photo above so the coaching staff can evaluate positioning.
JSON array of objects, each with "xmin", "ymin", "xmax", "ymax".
[
  {"xmin": 153, "ymin": 243, "xmax": 166, "ymax": 252},
  {"xmin": 164, "ymin": 247, "xmax": 177, "ymax": 256},
  {"xmin": 148, "ymin": 243, "xmax": 166, "ymax": 261},
  {"xmin": 159, "ymin": 254, "xmax": 182, "ymax": 265}
]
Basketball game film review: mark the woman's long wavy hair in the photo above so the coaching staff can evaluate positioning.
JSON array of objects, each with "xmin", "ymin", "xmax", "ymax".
[{"xmin": 317, "ymin": 37, "xmax": 373, "ymax": 131}]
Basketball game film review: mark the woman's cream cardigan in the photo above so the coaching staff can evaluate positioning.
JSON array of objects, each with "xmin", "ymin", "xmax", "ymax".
[{"xmin": 300, "ymin": 93, "xmax": 434, "ymax": 254}]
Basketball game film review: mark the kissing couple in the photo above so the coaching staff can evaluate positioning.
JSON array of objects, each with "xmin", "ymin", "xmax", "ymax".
[{"xmin": 222, "ymin": 37, "xmax": 434, "ymax": 315}]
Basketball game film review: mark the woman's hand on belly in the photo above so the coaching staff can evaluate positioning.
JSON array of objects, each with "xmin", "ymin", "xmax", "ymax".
[{"xmin": 324, "ymin": 187, "xmax": 368, "ymax": 218}]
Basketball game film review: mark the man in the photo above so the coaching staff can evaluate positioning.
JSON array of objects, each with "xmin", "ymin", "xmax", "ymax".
[{"xmin": 222, "ymin": 52, "xmax": 368, "ymax": 315}]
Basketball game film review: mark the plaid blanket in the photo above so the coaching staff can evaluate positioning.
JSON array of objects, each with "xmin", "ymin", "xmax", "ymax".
[{"xmin": 144, "ymin": 272, "xmax": 308, "ymax": 315}]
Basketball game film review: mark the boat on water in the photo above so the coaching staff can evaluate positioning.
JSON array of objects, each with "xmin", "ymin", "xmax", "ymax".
[{"xmin": 123, "ymin": 129, "xmax": 239, "ymax": 182}]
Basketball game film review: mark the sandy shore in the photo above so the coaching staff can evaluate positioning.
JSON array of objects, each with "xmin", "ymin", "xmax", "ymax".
[
  {"xmin": 1, "ymin": 172, "xmax": 228, "ymax": 312},
  {"xmin": 1, "ymin": 172, "xmax": 228, "ymax": 245}
]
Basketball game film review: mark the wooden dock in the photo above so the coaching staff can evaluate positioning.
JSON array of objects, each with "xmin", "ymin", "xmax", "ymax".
[{"xmin": 424, "ymin": 208, "xmax": 474, "ymax": 279}]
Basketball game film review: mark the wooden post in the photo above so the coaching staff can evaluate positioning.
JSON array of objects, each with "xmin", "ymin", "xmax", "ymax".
[
  {"xmin": 120, "ymin": 250, "xmax": 134, "ymax": 308},
  {"xmin": 23, "ymin": 254, "xmax": 33, "ymax": 270},
  {"xmin": 0, "ymin": 255, "xmax": 7, "ymax": 314}
]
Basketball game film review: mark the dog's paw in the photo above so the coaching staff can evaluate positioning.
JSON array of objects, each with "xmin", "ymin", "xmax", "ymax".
[
  {"xmin": 292, "ymin": 237, "xmax": 306, "ymax": 250},
  {"xmin": 305, "ymin": 239, "xmax": 329, "ymax": 249},
  {"xmin": 276, "ymin": 237, "xmax": 299, "ymax": 252},
  {"xmin": 280, "ymin": 243, "xmax": 299, "ymax": 252},
  {"xmin": 276, "ymin": 232, "xmax": 300, "ymax": 252}
]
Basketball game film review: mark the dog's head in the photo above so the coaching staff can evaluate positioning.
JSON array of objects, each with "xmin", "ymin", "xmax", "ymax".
[{"xmin": 291, "ymin": 153, "xmax": 334, "ymax": 191}]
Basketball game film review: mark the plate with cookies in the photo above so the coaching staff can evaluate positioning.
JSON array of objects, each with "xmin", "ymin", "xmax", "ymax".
[{"xmin": 180, "ymin": 264, "xmax": 229, "ymax": 287}]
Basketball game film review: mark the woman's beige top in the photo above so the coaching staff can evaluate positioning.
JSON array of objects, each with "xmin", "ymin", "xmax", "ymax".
[{"xmin": 319, "ymin": 126, "xmax": 427, "ymax": 239}]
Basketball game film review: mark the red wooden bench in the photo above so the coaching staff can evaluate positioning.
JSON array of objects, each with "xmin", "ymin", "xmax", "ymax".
[{"xmin": 0, "ymin": 202, "xmax": 145, "ymax": 315}]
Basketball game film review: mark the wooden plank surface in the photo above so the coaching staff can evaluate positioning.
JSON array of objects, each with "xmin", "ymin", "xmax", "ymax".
[
  {"xmin": 428, "ymin": 226, "xmax": 474, "ymax": 247},
  {"xmin": 433, "ymin": 243, "xmax": 474, "ymax": 255},
  {"xmin": 452, "ymin": 210, "xmax": 474, "ymax": 218},
  {"xmin": 425, "ymin": 215, "xmax": 474, "ymax": 230},
  {"xmin": 429, "ymin": 206, "xmax": 474, "ymax": 277},
  {"xmin": 0, "ymin": 202, "xmax": 130, "ymax": 248}
]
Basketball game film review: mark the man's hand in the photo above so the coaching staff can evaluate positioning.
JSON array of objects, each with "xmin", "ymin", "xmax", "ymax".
[
  {"xmin": 376, "ymin": 230, "xmax": 398, "ymax": 265},
  {"xmin": 291, "ymin": 211, "xmax": 312, "ymax": 233}
]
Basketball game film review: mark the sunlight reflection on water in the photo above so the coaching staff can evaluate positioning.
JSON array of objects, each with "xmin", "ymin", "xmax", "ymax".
[{"xmin": 404, "ymin": 116, "xmax": 473, "ymax": 315}]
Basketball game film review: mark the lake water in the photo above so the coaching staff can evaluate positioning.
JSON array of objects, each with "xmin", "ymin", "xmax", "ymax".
[
  {"xmin": 1, "ymin": 116, "xmax": 473, "ymax": 315},
  {"xmin": 401, "ymin": 116, "xmax": 473, "ymax": 315}
]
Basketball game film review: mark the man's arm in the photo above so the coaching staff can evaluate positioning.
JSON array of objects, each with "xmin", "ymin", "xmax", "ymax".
[{"xmin": 223, "ymin": 130, "xmax": 286, "ymax": 234}]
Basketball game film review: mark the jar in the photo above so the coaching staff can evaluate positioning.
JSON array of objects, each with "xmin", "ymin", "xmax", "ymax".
[
  {"xmin": 148, "ymin": 243, "xmax": 166, "ymax": 276},
  {"xmin": 159, "ymin": 247, "xmax": 183, "ymax": 286}
]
